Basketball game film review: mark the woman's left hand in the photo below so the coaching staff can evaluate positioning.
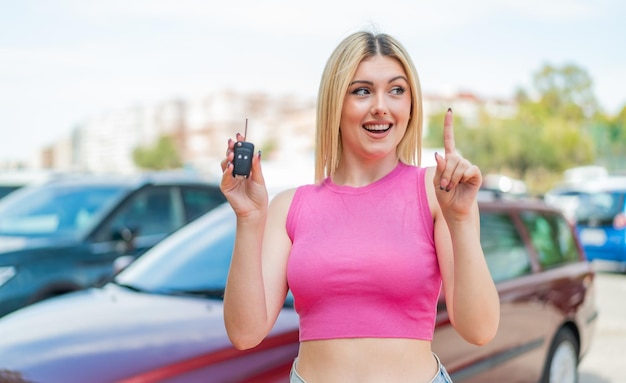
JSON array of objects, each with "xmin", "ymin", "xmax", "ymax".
[{"xmin": 433, "ymin": 109, "xmax": 482, "ymax": 220}]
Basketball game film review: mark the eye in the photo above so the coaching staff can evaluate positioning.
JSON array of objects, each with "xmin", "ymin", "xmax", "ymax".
[
  {"xmin": 390, "ymin": 86, "xmax": 407, "ymax": 95},
  {"xmin": 351, "ymin": 87, "xmax": 370, "ymax": 96}
]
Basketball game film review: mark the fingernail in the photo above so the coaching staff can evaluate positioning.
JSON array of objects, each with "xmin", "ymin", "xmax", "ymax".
[
  {"xmin": 258, "ymin": 151, "xmax": 262, "ymax": 159},
  {"xmin": 440, "ymin": 178, "xmax": 448, "ymax": 190},
  {"xmin": 236, "ymin": 132, "xmax": 241, "ymax": 138},
  {"xmin": 447, "ymin": 107, "xmax": 452, "ymax": 113}
]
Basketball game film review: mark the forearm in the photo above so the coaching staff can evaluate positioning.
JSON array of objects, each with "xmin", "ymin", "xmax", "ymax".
[
  {"xmin": 223, "ymin": 214, "xmax": 271, "ymax": 349},
  {"xmin": 446, "ymin": 209, "xmax": 500, "ymax": 345}
]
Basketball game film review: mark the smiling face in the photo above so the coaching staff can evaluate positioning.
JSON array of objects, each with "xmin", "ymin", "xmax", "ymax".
[{"xmin": 339, "ymin": 54, "xmax": 412, "ymax": 163}]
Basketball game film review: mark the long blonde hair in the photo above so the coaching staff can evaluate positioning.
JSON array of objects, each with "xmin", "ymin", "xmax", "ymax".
[{"xmin": 314, "ymin": 31, "xmax": 424, "ymax": 183}]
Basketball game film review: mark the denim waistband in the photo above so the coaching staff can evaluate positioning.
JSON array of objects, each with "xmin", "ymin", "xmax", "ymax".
[{"xmin": 289, "ymin": 353, "xmax": 453, "ymax": 382}]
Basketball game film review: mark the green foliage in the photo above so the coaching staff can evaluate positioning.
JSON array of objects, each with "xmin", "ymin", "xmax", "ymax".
[
  {"xmin": 133, "ymin": 136, "xmax": 182, "ymax": 170},
  {"xmin": 425, "ymin": 62, "xmax": 612, "ymax": 195},
  {"xmin": 531, "ymin": 63, "xmax": 599, "ymax": 121},
  {"xmin": 260, "ymin": 137, "xmax": 278, "ymax": 158},
  {"xmin": 424, "ymin": 111, "xmax": 447, "ymax": 148},
  {"xmin": 588, "ymin": 105, "xmax": 626, "ymax": 171}
]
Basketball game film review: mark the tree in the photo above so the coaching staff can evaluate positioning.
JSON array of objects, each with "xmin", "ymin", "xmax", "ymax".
[
  {"xmin": 589, "ymin": 105, "xmax": 626, "ymax": 172},
  {"xmin": 531, "ymin": 63, "xmax": 599, "ymax": 122},
  {"xmin": 133, "ymin": 136, "xmax": 182, "ymax": 170},
  {"xmin": 424, "ymin": 63, "xmax": 599, "ymax": 194}
]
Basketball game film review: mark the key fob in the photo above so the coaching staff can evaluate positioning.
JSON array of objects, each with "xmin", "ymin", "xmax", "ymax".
[{"xmin": 232, "ymin": 141, "xmax": 255, "ymax": 178}]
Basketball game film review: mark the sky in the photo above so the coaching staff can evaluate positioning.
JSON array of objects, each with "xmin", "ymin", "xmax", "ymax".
[{"xmin": 1, "ymin": 0, "xmax": 625, "ymax": 163}]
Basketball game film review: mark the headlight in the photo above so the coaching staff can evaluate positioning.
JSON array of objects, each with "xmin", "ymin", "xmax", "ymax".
[{"xmin": 0, "ymin": 266, "xmax": 16, "ymax": 287}]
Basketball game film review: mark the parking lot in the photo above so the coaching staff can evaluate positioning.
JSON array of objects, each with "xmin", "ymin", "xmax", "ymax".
[{"xmin": 579, "ymin": 271, "xmax": 626, "ymax": 383}]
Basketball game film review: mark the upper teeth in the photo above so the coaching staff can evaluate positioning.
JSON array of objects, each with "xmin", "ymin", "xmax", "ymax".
[{"xmin": 365, "ymin": 124, "xmax": 389, "ymax": 131}]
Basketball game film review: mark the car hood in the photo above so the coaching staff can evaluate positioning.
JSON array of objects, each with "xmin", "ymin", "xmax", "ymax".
[{"xmin": 0, "ymin": 283, "xmax": 299, "ymax": 383}]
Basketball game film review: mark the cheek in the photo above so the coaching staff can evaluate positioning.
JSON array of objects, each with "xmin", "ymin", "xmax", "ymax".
[
  {"xmin": 341, "ymin": 101, "xmax": 367, "ymax": 125},
  {"xmin": 394, "ymin": 98, "xmax": 412, "ymax": 119},
  {"xmin": 390, "ymin": 105, "xmax": 411, "ymax": 127}
]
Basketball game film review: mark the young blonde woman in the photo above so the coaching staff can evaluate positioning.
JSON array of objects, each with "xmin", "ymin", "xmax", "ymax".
[{"xmin": 220, "ymin": 31, "xmax": 500, "ymax": 383}]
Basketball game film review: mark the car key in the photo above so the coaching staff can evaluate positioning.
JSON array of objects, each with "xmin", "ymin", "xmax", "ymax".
[{"xmin": 232, "ymin": 118, "xmax": 255, "ymax": 178}]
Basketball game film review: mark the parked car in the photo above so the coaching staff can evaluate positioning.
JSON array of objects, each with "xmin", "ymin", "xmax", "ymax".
[
  {"xmin": 0, "ymin": 170, "xmax": 225, "ymax": 318},
  {"xmin": 434, "ymin": 195, "xmax": 597, "ymax": 383},
  {"xmin": 0, "ymin": 197, "xmax": 597, "ymax": 383},
  {"xmin": 545, "ymin": 176, "xmax": 626, "ymax": 272}
]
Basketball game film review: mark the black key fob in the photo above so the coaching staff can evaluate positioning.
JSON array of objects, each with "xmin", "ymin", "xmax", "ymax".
[{"xmin": 232, "ymin": 141, "xmax": 254, "ymax": 178}]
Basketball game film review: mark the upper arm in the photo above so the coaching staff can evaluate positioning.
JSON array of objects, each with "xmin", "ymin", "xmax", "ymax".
[{"xmin": 262, "ymin": 188, "xmax": 296, "ymax": 322}]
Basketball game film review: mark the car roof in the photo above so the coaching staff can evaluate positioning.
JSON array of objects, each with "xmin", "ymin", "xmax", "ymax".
[
  {"xmin": 478, "ymin": 191, "xmax": 561, "ymax": 214},
  {"xmin": 549, "ymin": 176, "xmax": 626, "ymax": 194},
  {"xmin": 0, "ymin": 170, "xmax": 63, "ymax": 186}
]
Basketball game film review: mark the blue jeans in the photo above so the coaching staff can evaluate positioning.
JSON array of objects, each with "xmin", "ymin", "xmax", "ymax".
[{"xmin": 289, "ymin": 353, "xmax": 453, "ymax": 382}]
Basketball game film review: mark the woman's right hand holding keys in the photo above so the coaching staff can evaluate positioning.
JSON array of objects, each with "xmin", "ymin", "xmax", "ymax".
[{"xmin": 220, "ymin": 133, "xmax": 267, "ymax": 219}]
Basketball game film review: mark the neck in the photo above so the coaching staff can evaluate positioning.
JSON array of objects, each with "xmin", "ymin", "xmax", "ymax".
[{"xmin": 332, "ymin": 156, "xmax": 400, "ymax": 187}]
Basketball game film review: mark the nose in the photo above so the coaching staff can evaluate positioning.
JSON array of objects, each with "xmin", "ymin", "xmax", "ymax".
[{"xmin": 371, "ymin": 94, "xmax": 388, "ymax": 116}]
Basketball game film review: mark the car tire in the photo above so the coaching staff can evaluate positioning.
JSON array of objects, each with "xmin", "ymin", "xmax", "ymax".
[{"xmin": 541, "ymin": 327, "xmax": 579, "ymax": 383}]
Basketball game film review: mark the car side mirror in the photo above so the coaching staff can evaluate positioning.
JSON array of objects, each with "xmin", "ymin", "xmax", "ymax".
[{"xmin": 112, "ymin": 226, "xmax": 139, "ymax": 254}]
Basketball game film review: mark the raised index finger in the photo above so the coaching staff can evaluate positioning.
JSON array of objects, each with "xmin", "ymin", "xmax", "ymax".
[{"xmin": 443, "ymin": 108, "xmax": 456, "ymax": 155}]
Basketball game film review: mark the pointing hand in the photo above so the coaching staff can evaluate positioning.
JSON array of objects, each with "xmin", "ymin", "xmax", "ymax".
[{"xmin": 433, "ymin": 109, "xmax": 482, "ymax": 218}]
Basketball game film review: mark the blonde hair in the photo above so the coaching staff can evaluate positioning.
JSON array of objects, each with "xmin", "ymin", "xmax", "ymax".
[{"xmin": 314, "ymin": 31, "xmax": 424, "ymax": 183}]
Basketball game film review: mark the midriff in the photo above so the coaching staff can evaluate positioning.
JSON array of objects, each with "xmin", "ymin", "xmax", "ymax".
[{"xmin": 295, "ymin": 338, "xmax": 438, "ymax": 383}]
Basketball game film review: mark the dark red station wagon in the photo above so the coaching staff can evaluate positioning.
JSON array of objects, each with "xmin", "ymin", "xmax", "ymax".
[
  {"xmin": 434, "ymin": 197, "xmax": 598, "ymax": 383},
  {"xmin": 0, "ymin": 197, "xmax": 597, "ymax": 383}
]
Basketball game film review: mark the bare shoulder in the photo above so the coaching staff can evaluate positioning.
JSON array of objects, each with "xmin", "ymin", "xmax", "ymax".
[{"xmin": 268, "ymin": 187, "xmax": 298, "ymax": 215}]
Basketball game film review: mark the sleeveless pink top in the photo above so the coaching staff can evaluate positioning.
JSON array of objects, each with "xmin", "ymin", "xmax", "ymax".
[{"xmin": 286, "ymin": 162, "xmax": 441, "ymax": 341}]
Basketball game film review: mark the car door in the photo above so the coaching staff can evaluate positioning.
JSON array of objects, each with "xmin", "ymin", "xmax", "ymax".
[
  {"xmin": 433, "ymin": 208, "xmax": 551, "ymax": 383},
  {"xmin": 517, "ymin": 209, "xmax": 592, "ymax": 372},
  {"xmin": 97, "ymin": 185, "xmax": 181, "ymax": 253},
  {"xmin": 179, "ymin": 185, "xmax": 227, "ymax": 223},
  {"xmin": 83, "ymin": 186, "xmax": 182, "ymax": 281}
]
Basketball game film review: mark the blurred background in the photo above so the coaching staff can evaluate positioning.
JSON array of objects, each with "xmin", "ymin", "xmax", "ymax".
[{"xmin": 1, "ymin": 0, "xmax": 625, "ymax": 193}]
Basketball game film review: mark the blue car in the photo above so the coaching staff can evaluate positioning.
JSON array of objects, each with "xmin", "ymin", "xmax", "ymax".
[
  {"xmin": 546, "ymin": 176, "xmax": 626, "ymax": 272},
  {"xmin": 0, "ymin": 171, "xmax": 225, "ymax": 317}
]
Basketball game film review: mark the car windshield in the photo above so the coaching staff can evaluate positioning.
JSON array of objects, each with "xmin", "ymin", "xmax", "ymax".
[
  {"xmin": 575, "ymin": 191, "xmax": 625, "ymax": 226},
  {"xmin": 0, "ymin": 183, "xmax": 128, "ymax": 237},
  {"xmin": 114, "ymin": 203, "xmax": 236, "ymax": 296},
  {"xmin": 544, "ymin": 190, "xmax": 586, "ymax": 222},
  {"xmin": 0, "ymin": 186, "xmax": 21, "ymax": 200}
]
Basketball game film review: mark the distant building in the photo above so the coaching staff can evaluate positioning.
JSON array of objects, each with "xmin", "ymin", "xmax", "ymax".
[
  {"xmin": 33, "ymin": 90, "xmax": 516, "ymax": 175},
  {"xmin": 423, "ymin": 91, "xmax": 517, "ymax": 135}
]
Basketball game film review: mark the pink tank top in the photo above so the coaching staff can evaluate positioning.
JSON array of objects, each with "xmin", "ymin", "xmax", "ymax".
[{"xmin": 286, "ymin": 162, "xmax": 441, "ymax": 341}]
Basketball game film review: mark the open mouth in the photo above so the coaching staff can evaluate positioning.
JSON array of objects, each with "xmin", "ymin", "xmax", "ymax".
[{"xmin": 363, "ymin": 124, "xmax": 392, "ymax": 134}]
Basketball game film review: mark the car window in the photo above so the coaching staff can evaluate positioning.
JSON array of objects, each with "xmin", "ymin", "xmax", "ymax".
[
  {"xmin": 0, "ymin": 184, "xmax": 126, "ymax": 236},
  {"xmin": 181, "ymin": 186, "xmax": 226, "ymax": 222},
  {"xmin": 520, "ymin": 211, "xmax": 579, "ymax": 269},
  {"xmin": 480, "ymin": 212, "xmax": 532, "ymax": 283},
  {"xmin": 106, "ymin": 186, "xmax": 179, "ymax": 238},
  {"xmin": 575, "ymin": 192, "xmax": 625, "ymax": 226}
]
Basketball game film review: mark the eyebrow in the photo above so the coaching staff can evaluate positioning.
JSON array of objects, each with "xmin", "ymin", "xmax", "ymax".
[{"xmin": 349, "ymin": 75, "xmax": 409, "ymax": 86}]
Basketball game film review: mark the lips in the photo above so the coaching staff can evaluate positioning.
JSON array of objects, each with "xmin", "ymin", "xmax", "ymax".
[{"xmin": 363, "ymin": 124, "xmax": 392, "ymax": 133}]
